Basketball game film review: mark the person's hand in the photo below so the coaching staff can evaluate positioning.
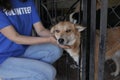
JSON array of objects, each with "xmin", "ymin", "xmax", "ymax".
[{"xmin": 48, "ymin": 36, "xmax": 57, "ymax": 44}]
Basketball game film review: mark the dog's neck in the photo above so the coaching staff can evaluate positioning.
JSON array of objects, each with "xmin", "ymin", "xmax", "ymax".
[
  {"xmin": 65, "ymin": 38, "xmax": 80, "ymax": 56},
  {"xmin": 65, "ymin": 47, "xmax": 80, "ymax": 64}
]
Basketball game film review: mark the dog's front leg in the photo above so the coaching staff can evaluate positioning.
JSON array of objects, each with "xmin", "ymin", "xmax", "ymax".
[
  {"xmin": 111, "ymin": 51, "xmax": 120, "ymax": 76},
  {"xmin": 111, "ymin": 58, "xmax": 120, "ymax": 76}
]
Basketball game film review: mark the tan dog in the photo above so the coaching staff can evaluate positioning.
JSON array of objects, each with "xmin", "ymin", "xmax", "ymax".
[
  {"xmin": 95, "ymin": 27, "xmax": 120, "ymax": 80},
  {"xmin": 51, "ymin": 21, "xmax": 86, "ymax": 65}
]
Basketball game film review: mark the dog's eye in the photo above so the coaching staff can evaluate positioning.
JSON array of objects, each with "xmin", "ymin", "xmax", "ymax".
[
  {"xmin": 66, "ymin": 29, "xmax": 71, "ymax": 33},
  {"xmin": 55, "ymin": 30, "xmax": 60, "ymax": 33}
]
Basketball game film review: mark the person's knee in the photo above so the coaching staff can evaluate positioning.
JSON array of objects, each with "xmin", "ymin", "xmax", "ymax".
[
  {"xmin": 47, "ymin": 65, "xmax": 56, "ymax": 79},
  {"xmin": 33, "ymin": 67, "xmax": 56, "ymax": 80},
  {"xmin": 51, "ymin": 44, "xmax": 63, "ymax": 61},
  {"xmin": 32, "ymin": 61, "xmax": 57, "ymax": 80},
  {"xmin": 37, "ymin": 64, "xmax": 56, "ymax": 80},
  {"xmin": 24, "ymin": 43, "xmax": 63, "ymax": 63}
]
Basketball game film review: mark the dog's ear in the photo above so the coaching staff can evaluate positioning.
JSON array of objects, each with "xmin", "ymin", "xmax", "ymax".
[
  {"xmin": 50, "ymin": 26, "xmax": 55, "ymax": 34},
  {"xmin": 75, "ymin": 25, "xmax": 86, "ymax": 32}
]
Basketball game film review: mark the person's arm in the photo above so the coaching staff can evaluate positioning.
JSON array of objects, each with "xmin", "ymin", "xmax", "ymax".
[
  {"xmin": 33, "ymin": 21, "xmax": 51, "ymax": 37},
  {"xmin": 0, "ymin": 25, "xmax": 56, "ymax": 45}
]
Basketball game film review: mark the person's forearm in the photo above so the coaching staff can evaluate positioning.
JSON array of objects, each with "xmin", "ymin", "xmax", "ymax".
[
  {"xmin": 33, "ymin": 22, "xmax": 51, "ymax": 37},
  {"xmin": 37, "ymin": 29, "xmax": 51, "ymax": 37},
  {"xmin": 0, "ymin": 25, "xmax": 50, "ymax": 45},
  {"xmin": 13, "ymin": 35, "xmax": 50, "ymax": 45}
]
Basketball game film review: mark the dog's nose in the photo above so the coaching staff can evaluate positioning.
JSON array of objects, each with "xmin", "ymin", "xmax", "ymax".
[{"xmin": 58, "ymin": 38, "xmax": 64, "ymax": 44}]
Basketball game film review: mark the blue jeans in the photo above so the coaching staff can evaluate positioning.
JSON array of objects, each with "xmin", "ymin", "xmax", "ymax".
[{"xmin": 0, "ymin": 43, "xmax": 63, "ymax": 80}]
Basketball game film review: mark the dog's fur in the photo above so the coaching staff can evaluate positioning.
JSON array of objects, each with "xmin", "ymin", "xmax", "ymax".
[{"xmin": 51, "ymin": 21, "xmax": 86, "ymax": 65}]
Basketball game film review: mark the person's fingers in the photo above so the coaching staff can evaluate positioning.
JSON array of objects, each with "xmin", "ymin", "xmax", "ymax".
[{"xmin": 49, "ymin": 36, "xmax": 57, "ymax": 44}]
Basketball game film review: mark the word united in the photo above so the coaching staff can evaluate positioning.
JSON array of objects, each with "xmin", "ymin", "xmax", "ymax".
[{"xmin": 4, "ymin": 6, "xmax": 31, "ymax": 16}]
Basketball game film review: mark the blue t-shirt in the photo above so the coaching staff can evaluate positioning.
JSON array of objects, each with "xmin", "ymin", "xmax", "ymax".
[{"xmin": 0, "ymin": 0, "xmax": 40, "ymax": 64}]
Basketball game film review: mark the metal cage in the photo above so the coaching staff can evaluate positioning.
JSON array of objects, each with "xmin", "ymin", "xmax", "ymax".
[{"xmin": 34, "ymin": 0, "xmax": 120, "ymax": 80}]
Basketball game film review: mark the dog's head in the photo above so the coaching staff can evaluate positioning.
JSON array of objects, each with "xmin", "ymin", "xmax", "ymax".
[{"xmin": 51, "ymin": 21, "xmax": 86, "ymax": 46}]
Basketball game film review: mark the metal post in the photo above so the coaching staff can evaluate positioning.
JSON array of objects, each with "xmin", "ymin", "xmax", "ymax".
[
  {"xmin": 98, "ymin": 0, "xmax": 108, "ymax": 80},
  {"xmin": 89, "ymin": 0, "xmax": 96, "ymax": 80},
  {"xmin": 81, "ymin": 0, "xmax": 90, "ymax": 80}
]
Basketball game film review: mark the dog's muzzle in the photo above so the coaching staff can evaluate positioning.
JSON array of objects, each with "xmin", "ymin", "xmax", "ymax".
[{"xmin": 58, "ymin": 38, "xmax": 64, "ymax": 44}]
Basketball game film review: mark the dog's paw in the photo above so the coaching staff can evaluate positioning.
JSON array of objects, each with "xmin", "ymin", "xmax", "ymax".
[{"xmin": 111, "ymin": 71, "xmax": 119, "ymax": 77}]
